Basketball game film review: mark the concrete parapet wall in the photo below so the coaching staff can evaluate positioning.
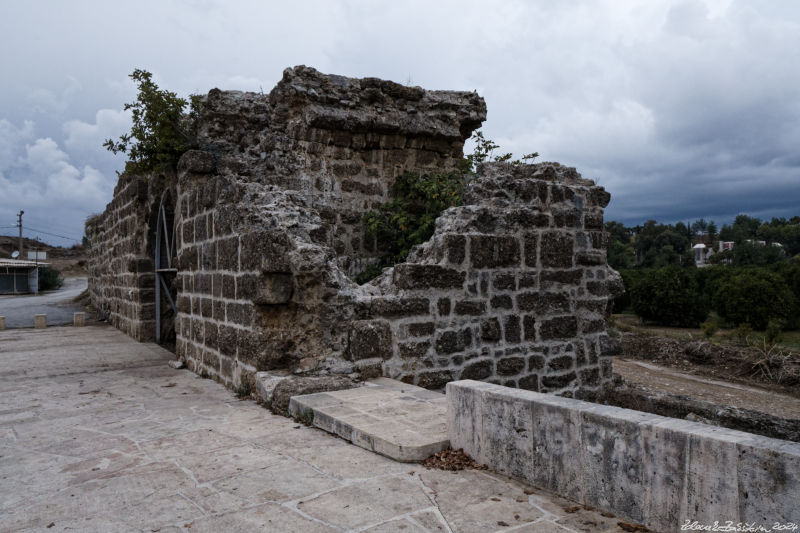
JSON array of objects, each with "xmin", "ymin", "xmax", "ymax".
[{"xmin": 447, "ymin": 379, "xmax": 800, "ymax": 533}]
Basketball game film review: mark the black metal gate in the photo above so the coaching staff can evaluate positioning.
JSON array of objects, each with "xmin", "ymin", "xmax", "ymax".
[{"xmin": 154, "ymin": 194, "xmax": 177, "ymax": 344}]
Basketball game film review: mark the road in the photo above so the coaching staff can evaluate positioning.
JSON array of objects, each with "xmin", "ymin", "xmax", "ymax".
[{"xmin": 0, "ymin": 277, "xmax": 87, "ymax": 328}]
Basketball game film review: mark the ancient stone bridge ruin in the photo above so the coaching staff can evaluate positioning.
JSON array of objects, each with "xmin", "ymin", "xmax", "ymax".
[{"xmin": 87, "ymin": 66, "xmax": 622, "ymax": 398}]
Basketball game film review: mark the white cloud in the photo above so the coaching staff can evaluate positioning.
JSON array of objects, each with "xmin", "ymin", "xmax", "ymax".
[
  {"xmin": 0, "ymin": 119, "xmax": 35, "ymax": 167},
  {"xmin": 63, "ymin": 108, "xmax": 130, "ymax": 152},
  {"xmin": 0, "ymin": 0, "xmax": 799, "ymax": 233},
  {"xmin": 0, "ymin": 126, "xmax": 114, "ymax": 243},
  {"xmin": 25, "ymin": 76, "xmax": 82, "ymax": 115}
]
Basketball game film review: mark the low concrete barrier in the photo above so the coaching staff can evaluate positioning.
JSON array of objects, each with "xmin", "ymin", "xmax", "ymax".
[
  {"xmin": 34, "ymin": 314, "xmax": 46, "ymax": 329},
  {"xmin": 447, "ymin": 380, "xmax": 800, "ymax": 533}
]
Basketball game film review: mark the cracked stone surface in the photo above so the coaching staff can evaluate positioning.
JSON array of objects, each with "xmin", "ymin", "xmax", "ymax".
[{"xmin": 0, "ymin": 325, "xmax": 635, "ymax": 532}]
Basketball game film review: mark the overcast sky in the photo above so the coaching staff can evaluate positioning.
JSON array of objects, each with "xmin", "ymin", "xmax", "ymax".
[{"xmin": 1, "ymin": 0, "xmax": 799, "ymax": 246}]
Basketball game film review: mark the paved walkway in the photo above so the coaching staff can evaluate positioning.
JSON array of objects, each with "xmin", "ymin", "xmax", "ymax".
[
  {"xmin": 0, "ymin": 326, "xmax": 634, "ymax": 532},
  {"xmin": 0, "ymin": 277, "xmax": 87, "ymax": 328}
]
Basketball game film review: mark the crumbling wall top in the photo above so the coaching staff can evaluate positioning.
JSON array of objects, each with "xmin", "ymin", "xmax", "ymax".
[{"xmin": 197, "ymin": 65, "xmax": 487, "ymax": 163}]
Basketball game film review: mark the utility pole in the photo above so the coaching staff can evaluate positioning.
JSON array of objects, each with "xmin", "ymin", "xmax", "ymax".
[{"xmin": 17, "ymin": 210, "xmax": 24, "ymax": 256}]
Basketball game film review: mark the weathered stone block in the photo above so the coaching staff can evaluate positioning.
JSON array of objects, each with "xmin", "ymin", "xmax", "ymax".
[
  {"xmin": 240, "ymin": 231, "xmax": 290, "ymax": 272},
  {"xmin": 541, "ymin": 371, "xmax": 577, "ymax": 391},
  {"xmin": 178, "ymin": 149, "xmax": 216, "ymax": 174},
  {"xmin": 443, "ymin": 234, "xmax": 466, "ymax": 265},
  {"xmin": 417, "ymin": 370, "xmax": 454, "ymax": 389},
  {"xmin": 469, "ymin": 235, "xmax": 520, "ymax": 268},
  {"xmin": 539, "ymin": 316, "xmax": 578, "ymax": 340},
  {"xmin": 372, "ymin": 297, "xmax": 429, "ymax": 318},
  {"xmin": 496, "ymin": 357, "xmax": 525, "ymax": 376},
  {"xmin": 460, "ymin": 359, "xmax": 493, "ymax": 380},
  {"xmin": 523, "ymin": 232, "xmax": 539, "ymax": 267},
  {"xmin": 480, "ymin": 317, "xmax": 501, "ymax": 342},
  {"xmin": 454, "ymin": 300, "xmax": 486, "ymax": 316},
  {"xmin": 517, "ymin": 292, "xmax": 570, "ymax": 314},
  {"xmin": 435, "ymin": 328, "xmax": 472, "ymax": 355},
  {"xmin": 540, "ymin": 269, "xmax": 582, "ymax": 286},
  {"xmin": 252, "ymin": 273, "xmax": 293, "ymax": 305},
  {"xmin": 548, "ymin": 355, "xmax": 573, "ymax": 371},
  {"xmin": 492, "ymin": 273, "xmax": 516, "ymax": 291},
  {"xmin": 393, "ymin": 264, "xmax": 465, "ymax": 290},
  {"xmin": 540, "ymin": 231, "xmax": 574, "ymax": 268},
  {"xmin": 347, "ymin": 320, "xmax": 393, "ymax": 361},
  {"xmin": 398, "ymin": 341, "xmax": 430, "ymax": 359},
  {"xmin": 490, "ymin": 295, "xmax": 513, "ymax": 310},
  {"xmin": 503, "ymin": 315, "xmax": 521, "ymax": 343},
  {"xmin": 406, "ymin": 322, "xmax": 435, "ymax": 337}
]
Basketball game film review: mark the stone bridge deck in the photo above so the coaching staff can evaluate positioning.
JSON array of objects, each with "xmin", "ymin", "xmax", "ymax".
[{"xmin": 0, "ymin": 325, "xmax": 636, "ymax": 532}]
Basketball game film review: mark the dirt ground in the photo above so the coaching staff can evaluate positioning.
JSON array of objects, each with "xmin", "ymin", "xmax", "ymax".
[
  {"xmin": 609, "ymin": 314, "xmax": 800, "ymax": 441},
  {"xmin": 613, "ymin": 358, "xmax": 800, "ymax": 420},
  {"xmin": 613, "ymin": 313, "xmax": 800, "ymax": 397}
]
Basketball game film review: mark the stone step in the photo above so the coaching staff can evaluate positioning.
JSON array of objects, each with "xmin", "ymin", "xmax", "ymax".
[{"xmin": 288, "ymin": 377, "xmax": 449, "ymax": 462}]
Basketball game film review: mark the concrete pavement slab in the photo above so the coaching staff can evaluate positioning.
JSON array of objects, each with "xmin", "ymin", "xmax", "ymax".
[{"xmin": 289, "ymin": 377, "xmax": 450, "ymax": 462}]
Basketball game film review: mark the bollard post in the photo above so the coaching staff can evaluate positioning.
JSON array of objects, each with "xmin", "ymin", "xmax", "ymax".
[
  {"xmin": 0, "ymin": 316, "xmax": 5, "ymax": 331},
  {"xmin": 73, "ymin": 312, "xmax": 86, "ymax": 327},
  {"xmin": 34, "ymin": 314, "xmax": 47, "ymax": 329}
]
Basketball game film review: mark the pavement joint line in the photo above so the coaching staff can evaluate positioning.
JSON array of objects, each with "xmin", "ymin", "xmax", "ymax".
[
  {"xmin": 350, "ymin": 504, "xmax": 442, "ymax": 532},
  {"xmin": 281, "ymin": 495, "xmax": 349, "ymax": 532},
  {"xmin": 412, "ymin": 472, "xmax": 455, "ymax": 533}
]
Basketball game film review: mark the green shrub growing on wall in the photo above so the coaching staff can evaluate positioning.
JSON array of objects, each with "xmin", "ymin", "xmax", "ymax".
[
  {"xmin": 630, "ymin": 266, "xmax": 708, "ymax": 327},
  {"xmin": 713, "ymin": 270, "xmax": 795, "ymax": 330},
  {"xmin": 356, "ymin": 170, "xmax": 467, "ymax": 283},
  {"xmin": 104, "ymin": 69, "xmax": 201, "ymax": 175},
  {"xmin": 355, "ymin": 130, "xmax": 537, "ymax": 284}
]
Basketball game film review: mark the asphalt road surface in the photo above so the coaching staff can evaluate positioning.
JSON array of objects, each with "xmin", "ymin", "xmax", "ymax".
[{"xmin": 0, "ymin": 277, "xmax": 87, "ymax": 328}]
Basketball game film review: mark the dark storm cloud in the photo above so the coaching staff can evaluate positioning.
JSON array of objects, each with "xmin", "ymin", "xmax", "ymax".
[{"xmin": 1, "ymin": 0, "xmax": 798, "ymax": 244}]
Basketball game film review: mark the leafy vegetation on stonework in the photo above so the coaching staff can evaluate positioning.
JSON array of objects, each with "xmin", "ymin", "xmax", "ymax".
[
  {"xmin": 355, "ymin": 131, "xmax": 537, "ymax": 284},
  {"xmin": 104, "ymin": 69, "xmax": 201, "ymax": 175},
  {"xmin": 357, "ymin": 170, "xmax": 467, "ymax": 283}
]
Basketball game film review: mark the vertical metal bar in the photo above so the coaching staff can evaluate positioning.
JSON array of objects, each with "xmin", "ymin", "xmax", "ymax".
[
  {"xmin": 159, "ymin": 274, "xmax": 177, "ymax": 315},
  {"xmin": 155, "ymin": 205, "xmax": 162, "ymax": 344},
  {"xmin": 161, "ymin": 204, "xmax": 171, "ymax": 269}
]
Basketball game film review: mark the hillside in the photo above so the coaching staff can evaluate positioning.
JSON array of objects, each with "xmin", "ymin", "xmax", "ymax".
[{"xmin": 0, "ymin": 235, "xmax": 88, "ymax": 277}]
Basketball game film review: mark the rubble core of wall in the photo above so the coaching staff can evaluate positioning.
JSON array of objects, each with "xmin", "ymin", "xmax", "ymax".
[
  {"xmin": 196, "ymin": 65, "xmax": 486, "ymax": 277},
  {"xmin": 88, "ymin": 66, "xmax": 621, "ymax": 396}
]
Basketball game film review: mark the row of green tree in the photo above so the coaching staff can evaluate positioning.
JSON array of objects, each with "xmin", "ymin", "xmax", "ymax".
[
  {"xmin": 607, "ymin": 215, "xmax": 800, "ymax": 270},
  {"xmin": 615, "ymin": 264, "xmax": 800, "ymax": 331}
]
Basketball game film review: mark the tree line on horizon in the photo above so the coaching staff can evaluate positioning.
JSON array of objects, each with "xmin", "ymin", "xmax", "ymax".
[
  {"xmin": 607, "ymin": 214, "xmax": 800, "ymax": 270},
  {"xmin": 606, "ymin": 214, "xmax": 800, "ymax": 335}
]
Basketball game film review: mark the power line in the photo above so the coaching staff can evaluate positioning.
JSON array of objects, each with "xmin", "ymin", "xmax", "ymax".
[{"xmin": 23, "ymin": 227, "xmax": 81, "ymax": 242}]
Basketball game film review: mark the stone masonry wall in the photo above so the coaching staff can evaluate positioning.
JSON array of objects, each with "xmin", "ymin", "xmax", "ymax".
[
  {"xmin": 89, "ymin": 66, "xmax": 621, "ymax": 397},
  {"xmin": 197, "ymin": 66, "xmax": 485, "ymax": 277},
  {"xmin": 87, "ymin": 174, "xmax": 173, "ymax": 341},
  {"xmin": 351, "ymin": 163, "xmax": 622, "ymax": 397}
]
